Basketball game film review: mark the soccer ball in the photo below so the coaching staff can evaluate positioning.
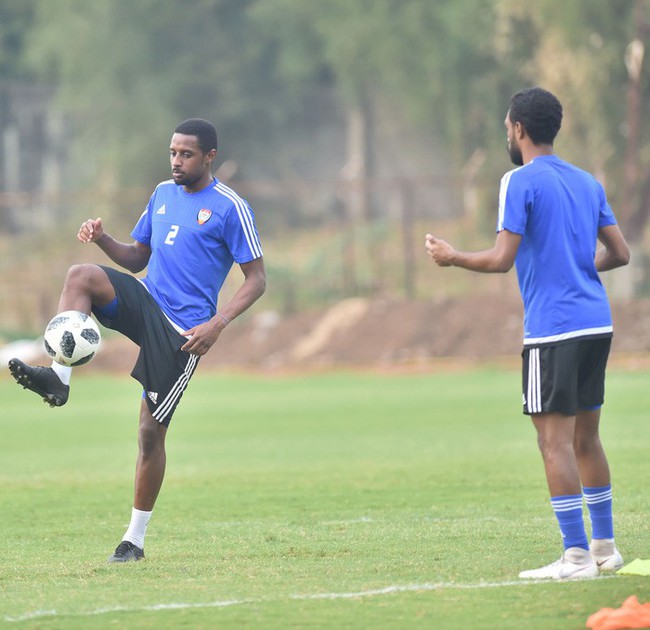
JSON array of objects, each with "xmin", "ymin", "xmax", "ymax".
[{"xmin": 43, "ymin": 310, "xmax": 101, "ymax": 367}]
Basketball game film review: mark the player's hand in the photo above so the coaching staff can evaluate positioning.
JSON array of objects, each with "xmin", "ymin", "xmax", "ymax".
[
  {"xmin": 78, "ymin": 217, "xmax": 104, "ymax": 244},
  {"xmin": 181, "ymin": 320, "xmax": 222, "ymax": 356},
  {"xmin": 425, "ymin": 233, "xmax": 455, "ymax": 267}
]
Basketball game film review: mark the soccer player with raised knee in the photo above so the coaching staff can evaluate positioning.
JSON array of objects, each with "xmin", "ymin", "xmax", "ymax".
[
  {"xmin": 8, "ymin": 118, "xmax": 266, "ymax": 562},
  {"xmin": 426, "ymin": 87, "xmax": 630, "ymax": 580}
]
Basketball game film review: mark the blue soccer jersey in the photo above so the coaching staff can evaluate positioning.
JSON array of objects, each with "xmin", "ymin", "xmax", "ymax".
[
  {"xmin": 131, "ymin": 177, "xmax": 263, "ymax": 330},
  {"xmin": 497, "ymin": 155, "xmax": 617, "ymax": 345}
]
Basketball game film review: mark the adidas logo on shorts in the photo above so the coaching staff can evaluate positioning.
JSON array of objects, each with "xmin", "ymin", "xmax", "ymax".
[{"xmin": 147, "ymin": 391, "xmax": 158, "ymax": 404}]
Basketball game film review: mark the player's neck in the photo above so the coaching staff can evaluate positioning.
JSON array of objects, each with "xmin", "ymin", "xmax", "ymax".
[
  {"xmin": 183, "ymin": 173, "xmax": 214, "ymax": 194},
  {"xmin": 522, "ymin": 143, "xmax": 553, "ymax": 165}
]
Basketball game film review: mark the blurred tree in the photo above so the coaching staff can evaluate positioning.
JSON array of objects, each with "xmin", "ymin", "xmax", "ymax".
[
  {"xmin": 491, "ymin": 2, "xmax": 617, "ymax": 177},
  {"xmin": 3, "ymin": 0, "xmax": 650, "ymax": 310},
  {"xmin": 18, "ymin": 0, "xmax": 650, "ymax": 240},
  {"xmin": 494, "ymin": 0, "xmax": 650, "ymax": 244},
  {"xmin": 251, "ymin": 0, "xmax": 512, "ymax": 172},
  {"xmin": 25, "ymin": 0, "xmax": 326, "ymax": 192},
  {"xmin": 27, "ymin": 0, "xmax": 238, "ymax": 189},
  {"xmin": 0, "ymin": 0, "xmax": 37, "ymax": 79}
]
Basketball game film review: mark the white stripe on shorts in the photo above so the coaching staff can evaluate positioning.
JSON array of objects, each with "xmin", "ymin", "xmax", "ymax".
[
  {"xmin": 153, "ymin": 353, "xmax": 199, "ymax": 423},
  {"xmin": 526, "ymin": 348, "xmax": 542, "ymax": 414}
]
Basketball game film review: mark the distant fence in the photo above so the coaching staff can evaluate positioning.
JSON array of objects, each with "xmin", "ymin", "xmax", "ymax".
[{"xmin": 0, "ymin": 173, "xmax": 647, "ymax": 336}]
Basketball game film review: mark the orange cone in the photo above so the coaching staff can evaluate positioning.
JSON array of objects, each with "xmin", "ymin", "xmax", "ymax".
[{"xmin": 586, "ymin": 595, "xmax": 650, "ymax": 630}]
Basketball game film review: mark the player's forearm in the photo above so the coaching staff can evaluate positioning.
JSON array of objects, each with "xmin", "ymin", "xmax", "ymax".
[
  {"xmin": 427, "ymin": 230, "xmax": 519, "ymax": 273},
  {"xmin": 218, "ymin": 271, "xmax": 266, "ymax": 323},
  {"xmin": 595, "ymin": 224, "xmax": 630, "ymax": 272},
  {"xmin": 94, "ymin": 234, "xmax": 149, "ymax": 273},
  {"xmin": 450, "ymin": 249, "xmax": 513, "ymax": 273},
  {"xmin": 595, "ymin": 248, "xmax": 630, "ymax": 272}
]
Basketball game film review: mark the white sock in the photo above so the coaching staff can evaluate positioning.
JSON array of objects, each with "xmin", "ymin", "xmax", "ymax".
[
  {"xmin": 122, "ymin": 507, "xmax": 152, "ymax": 549},
  {"xmin": 50, "ymin": 362, "xmax": 72, "ymax": 385}
]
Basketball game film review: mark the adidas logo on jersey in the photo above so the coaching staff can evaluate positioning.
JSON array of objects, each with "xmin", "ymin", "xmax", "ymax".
[
  {"xmin": 157, "ymin": 204, "xmax": 166, "ymax": 215},
  {"xmin": 147, "ymin": 391, "xmax": 158, "ymax": 404}
]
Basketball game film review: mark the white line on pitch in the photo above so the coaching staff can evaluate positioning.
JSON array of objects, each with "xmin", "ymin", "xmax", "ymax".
[{"xmin": 3, "ymin": 575, "xmax": 617, "ymax": 623}]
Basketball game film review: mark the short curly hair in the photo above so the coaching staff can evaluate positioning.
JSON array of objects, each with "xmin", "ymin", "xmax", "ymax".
[
  {"xmin": 508, "ymin": 87, "xmax": 563, "ymax": 146},
  {"xmin": 174, "ymin": 118, "xmax": 218, "ymax": 153}
]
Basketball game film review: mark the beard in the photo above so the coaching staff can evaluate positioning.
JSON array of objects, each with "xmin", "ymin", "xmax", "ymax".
[
  {"xmin": 172, "ymin": 170, "xmax": 200, "ymax": 187},
  {"xmin": 508, "ymin": 141, "xmax": 523, "ymax": 166}
]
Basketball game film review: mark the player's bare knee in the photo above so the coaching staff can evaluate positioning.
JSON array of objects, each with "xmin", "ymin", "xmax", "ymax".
[
  {"xmin": 64, "ymin": 264, "xmax": 98, "ymax": 293},
  {"xmin": 138, "ymin": 422, "xmax": 165, "ymax": 458},
  {"xmin": 537, "ymin": 434, "xmax": 572, "ymax": 462},
  {"xmin": 536, "ymin": 435, "xmax": 552, "ymax": 459},
  {"xmin": 138, "ymin": 410, "xmax": 166, "ymax": 457},
  {"xmin": 65, "ymin": 264, "xmax": 114, "ymax": 305},
  {"xmin": 573, "ymin": 434, "xmax": 602, "ymax": 458}
]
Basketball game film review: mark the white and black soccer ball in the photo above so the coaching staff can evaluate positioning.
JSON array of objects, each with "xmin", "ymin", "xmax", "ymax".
[{"xmin": 43, "ymin": 310, "xmax": 101, "ymax": 367}]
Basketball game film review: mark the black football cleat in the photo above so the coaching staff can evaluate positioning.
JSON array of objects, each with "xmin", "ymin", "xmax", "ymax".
[
  {"xmin": 8, "ymin": 358, "xmax": 69, "ymax": 407},
  {"xmin": 107, "ymin": 540, "xmax": 145, "ymax": 563}
]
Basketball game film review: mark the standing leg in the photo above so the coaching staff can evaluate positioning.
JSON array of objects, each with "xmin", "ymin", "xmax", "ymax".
[
  {"xmin": 574, "ymin": 408, "xmax": 609, "ymax": 488},
  {"xmin": 134, "ymin": 398, "xmax": 168, "ymax": 511},
  {"xmin": 108, "ymin": 399, "xmax": 167, "ymax": 563},
  {"xmin": 519, "ymin": 413, "xmax": 597, "ymax": 579},
  {"xmin": 532, "ymin": 413, "xmax": 581, "ymax": 497},
  {"xmin": 575, "ymin": 408, "xmax": 623, "ymax": 571},
  {"xmin": 531, "ymin": 412, "xmax": 589, "ymax": 550}
]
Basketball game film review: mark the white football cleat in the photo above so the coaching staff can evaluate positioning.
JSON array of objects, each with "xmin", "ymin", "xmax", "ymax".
[
  {"xmin": 590, "ymin": 539, "xmax": 624, "ymax": 573},
  {"xmin": 519, "ymin": 547, "xmax": 599, "ymax": 580}
]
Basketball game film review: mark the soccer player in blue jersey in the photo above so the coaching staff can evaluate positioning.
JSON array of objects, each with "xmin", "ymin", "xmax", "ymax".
[
  {"xmin": 425, "ymin": 88, "xmax": 630, "ymax": 580},
  {"xmin": 8, "ymin": 118, "xmax": 266, "ymax": 562}
]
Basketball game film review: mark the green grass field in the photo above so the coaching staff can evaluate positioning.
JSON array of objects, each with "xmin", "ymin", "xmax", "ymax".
[{"xmin": 0, "ymin": 366, "xmax": 648, "ymax": 629}]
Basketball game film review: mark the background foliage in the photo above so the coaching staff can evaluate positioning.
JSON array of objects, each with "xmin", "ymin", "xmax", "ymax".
[
  {"xmin": 2, "ymin": 0, "xmax": 644, "ymax": 208},
  {"xmin": 1, "ymin": 0, "xmax": 649, "ymax": 325}
]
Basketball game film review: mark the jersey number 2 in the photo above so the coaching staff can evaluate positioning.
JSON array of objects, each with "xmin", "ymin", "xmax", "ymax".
[{"xmin": 165, "ymin": 224, "xmax": 179, "ymax": 245}]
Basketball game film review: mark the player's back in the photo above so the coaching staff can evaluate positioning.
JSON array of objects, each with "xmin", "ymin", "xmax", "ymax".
[
  {"xmin": 502, "ymin": 155, "xmax": 616, "ymax": 342},
  {"xmin": 521, "ymin": 156, "xmax": 603, "ymax": 271}
]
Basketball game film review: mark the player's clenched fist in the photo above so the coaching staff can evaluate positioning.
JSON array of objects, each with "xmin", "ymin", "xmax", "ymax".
[
  {"xmin": 78, "ymin": 217, "xmax": 104, "ymax": 243},
  {"xmin": 425, "ymin": 233, "xmax": 455, "ymax": 267}
]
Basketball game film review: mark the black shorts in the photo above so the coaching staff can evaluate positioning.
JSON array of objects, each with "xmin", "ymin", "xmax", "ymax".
[
  {"xmin": 92, "ymin": 266, "xmax": 199, "ymax": 427},
  {"xmin": 521, "ymin": 336, "xmax": 611, "ymax": 416}
]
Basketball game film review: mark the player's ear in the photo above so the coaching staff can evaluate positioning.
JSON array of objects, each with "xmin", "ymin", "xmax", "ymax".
[
  {"xmin": 206, "ymin": 148, "xmax": 217, "ymax": 164},
  {"xmin": 514, "ymin": 121, "xmax": 526, "ymax": 140}
]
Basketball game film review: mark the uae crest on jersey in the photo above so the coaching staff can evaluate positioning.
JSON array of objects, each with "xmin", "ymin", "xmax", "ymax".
[{"xmin": 197, "ymin": 208, "xmax": 212, "ymax": 225}]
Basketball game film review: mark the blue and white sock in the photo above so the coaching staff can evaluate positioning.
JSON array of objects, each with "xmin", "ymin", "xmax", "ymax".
[
  {"xmin": 584, "ymin": 485, "xmax": 614, "ymax": 540},
  {"xmin": 551, "ymin": 494, "xmax": 588, "ymax": 550}
]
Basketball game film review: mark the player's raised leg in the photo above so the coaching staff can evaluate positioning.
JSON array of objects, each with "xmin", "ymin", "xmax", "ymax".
[
  {"xmin": 8, "ymin": 264, "xmax": 116, "ymax": 407},
  {"xmin": 56, "ymin": 263, "xmax": 117, "ymax": 314}
]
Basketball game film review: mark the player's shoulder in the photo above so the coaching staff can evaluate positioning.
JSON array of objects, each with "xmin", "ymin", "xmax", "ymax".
[
  {"xmin": 211, "ymin": 179, "xmax": 244, "ymax": 201},
  {"xmin": 506, "ymin": 156, "xmax": 569, "ymax": 186},
  {"xmin": 549, "ymin": 157, "xmax": 603, "ymax": 191},
  {"xmin": 531, "ymin": 154, "xmax": 593, "ymax": 179},
  {"xmin": 149, "ymin": 179, "xmax": 178, "ymax": 200},
  {"xmin": 153, "ymin": 179, "xmax": 176, "ymax": 191},
  {"xmin": 209, "ymin": 179, "xmax": 252, "ymax": 212},
  {"xmin": 500, "ymin": 164, "xmax": 527, "ymax": 188}
]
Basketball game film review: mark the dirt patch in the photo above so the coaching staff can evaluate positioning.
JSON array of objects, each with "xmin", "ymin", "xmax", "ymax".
[{"xmin": 80, "ymin": 294, "xmax": 650, "ymax": 373}]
